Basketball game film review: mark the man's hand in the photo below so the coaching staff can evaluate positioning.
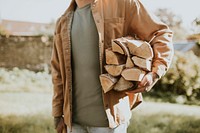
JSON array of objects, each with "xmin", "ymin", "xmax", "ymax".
[
  {"xmin": 126, "ymin": 72, "xmax": 159, "ymax": 94},
  {"xmin": 54, "ymin": 116, "xmax": 67, "ymax": 133}
]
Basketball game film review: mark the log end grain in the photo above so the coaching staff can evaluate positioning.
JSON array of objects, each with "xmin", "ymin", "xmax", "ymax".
[
  {"xmin": 99, "ymin": 74, "xmax": 118, "ymax": 93},
  {"xmin": 105, "ymin": 49, "xmax": 126, "ymax": 65},
  {"xmin": 121, "ymin": 68, "xmax": 146, "ymax": 81},
  {"xmin": 113, "ymin": 76, "xmax": 134, "ymax": 91},
  {"xmin": 104, "ymin": 64, "xmax": 125, "ymax": 77}
]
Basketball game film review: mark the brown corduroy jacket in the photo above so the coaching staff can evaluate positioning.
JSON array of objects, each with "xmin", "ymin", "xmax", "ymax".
[{"xmin": 51, "ymin": 0, "xmax": 174, "ymax": 131}]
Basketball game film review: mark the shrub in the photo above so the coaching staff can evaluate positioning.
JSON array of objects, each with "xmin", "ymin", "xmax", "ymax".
[
  {"xmin": 0, "ymin": 67, "xmax": 52, "ymax": 92},
  {"xmin": 151, "ymin": 51, "xmax": 200, "ymax": 104}
]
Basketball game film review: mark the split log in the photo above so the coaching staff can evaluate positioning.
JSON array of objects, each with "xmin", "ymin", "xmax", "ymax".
[
  {"xmin": 104, "ymin": 64, "xmax": 125, "ymax": 77},
  {"xmin": 132, "ymin": 56, "xmax": 152, "ymax": 71},
  {"xmin": 125, "ymin": 39, "xmax": 154, "ymax": 59},
  {"xmin": 121, "ymin": 68, "xmax": 146, "ymax": 81},
  {"xmin": 126, "ymin": 57, "xmax": 134, "ymax": 68},
  {"xmin": 105, "ymin": 48, "xmax": 126, "ymax": 65},
  {"xmin": 113, "ymin": 38, "xmax": 130, "ymax": 57},
  {"xmin": 111, "ymin": 41, "xmax": 124, "ymax": 55},
  {"xmin": 99, "ymin": 74, "xmax": 118, "ymax": 93},
  {"xmin": 126, "ymin": 39, "xmax": 144, "ymax": 55},
  {"xmin": 134, "ymin": 42, "xmax": 154, "ymax": 59},
  {"xmin": 113, "ymin": 77, "xmax": 134, "ymax": 91}
]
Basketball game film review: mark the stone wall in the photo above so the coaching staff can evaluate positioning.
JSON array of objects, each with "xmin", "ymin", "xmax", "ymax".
[{"xmin": 0, "ymin": 35, "xmax": 53, "ymax": 71}]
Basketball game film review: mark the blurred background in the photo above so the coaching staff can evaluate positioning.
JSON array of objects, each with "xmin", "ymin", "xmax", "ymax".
[{"xmin": 0, "ymin": 0, "xmax": 200, "ymax": 133}]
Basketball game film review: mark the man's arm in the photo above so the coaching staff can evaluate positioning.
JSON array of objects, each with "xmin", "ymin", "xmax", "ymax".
[
  {"xmin": 128, "ymin": 0, "xmax": 174, "ymax": 79},
  {"xmin": 125, "ymin": 0, "xmax": 174, "ymax": 92},
  {"xmin": 51, "ymin": 18, "xmax": 64, "ymax": 118}
]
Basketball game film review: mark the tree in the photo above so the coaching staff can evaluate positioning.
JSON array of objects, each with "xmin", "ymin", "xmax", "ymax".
[
  {"xmin": 194, "ymin": 17, "xmax": 200, "ymax": 26},
  {"xmin": 155, "ymin": 8, "xmax": 187, "ymax": 41},
  {"xmin": 155, "ymin": 8, "xmax": 182, "ymax": 28},
  {"xmin": 191, "ymin": 17, "xmax": 200, "ymax": 34}
]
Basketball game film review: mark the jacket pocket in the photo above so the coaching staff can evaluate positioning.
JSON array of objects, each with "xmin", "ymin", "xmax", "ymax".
[{"xmin": 104, "ymin": 18, "xmax": 125, "ymax": 48}]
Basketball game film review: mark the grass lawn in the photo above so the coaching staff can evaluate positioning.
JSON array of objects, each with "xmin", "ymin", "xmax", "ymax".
[
  {"xmin": 0, "ymin": 114, "xmax": 54, "ymax": 133},
  {"xmin": 128, "ymin": 113, "xmax": 200, "ymax": 133},
  {"xmin": 0, "ymin": 92, "xmax": 200, "ymax": 133}
]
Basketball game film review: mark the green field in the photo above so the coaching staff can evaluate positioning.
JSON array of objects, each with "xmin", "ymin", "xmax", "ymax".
[{"xmin": 0, "ymin": 92, "xmax": 200, "ymax": 133}]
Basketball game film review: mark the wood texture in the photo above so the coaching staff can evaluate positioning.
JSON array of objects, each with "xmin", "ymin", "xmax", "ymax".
[
  {"xmin": 126, "ymin": 57, "xmax": 134, "ymax": 68},
  {"xmin": 121, "ymin": 68, "xmax": 146, "ymax": 81},
  {"xmin": 100, "ymin": 37, "xmax": 155, "ymax": 92},
  {"xmin": 105, "ymin": 48, "xmax": 126, "ymax": 65},
  {"xmin": 132, "ymin": 56, "xmax": 152, "ymax": 71},
  {"xmin": 104, "ymin": 64, "xmax": 125, "ymax": 77},
  {"xmin": 112, "ymin": 41, "xmax": 125, "ymax": 55},
  {"xmin": 113, "ymin": 77, "xmax": 134, "ymax": 91},
  {"xmin": 113, "ymin": 38, "xmax": 130, "ymax": 57},
  {"xmin": 134, "ymin": 42, "xmax": 154, "ymax": 59},
  {"xmin": 126, "ymin": 39, "xmax": 143, "ymax": 55},
  {"xmin": 99, "ymin": 74, "xmax": 118, "ymax": 93}
]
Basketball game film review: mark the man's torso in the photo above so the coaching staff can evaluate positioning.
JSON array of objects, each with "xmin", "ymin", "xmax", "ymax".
[{"xmin": 71, "ymin": 3, "xmax": 109, "ymax": 127}]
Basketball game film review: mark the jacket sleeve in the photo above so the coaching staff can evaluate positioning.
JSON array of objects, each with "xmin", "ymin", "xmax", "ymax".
[
  {"xmin": 51, "ymin": 18, "xmax": 64, "ymax": 117},
  {"xmin": 127, "ymin": 0, "xmax": 174, "ymax": 78}
]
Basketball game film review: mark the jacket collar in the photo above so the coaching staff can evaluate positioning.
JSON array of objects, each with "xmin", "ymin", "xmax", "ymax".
[{"xmin": 63, "ymin": 0, "xmax": 99, "ymax": 15}]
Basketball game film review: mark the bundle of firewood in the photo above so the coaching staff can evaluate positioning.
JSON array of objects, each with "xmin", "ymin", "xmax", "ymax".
[{"xmin": 99, "ymin": 37, "xmax": 154, "ymax": 93}]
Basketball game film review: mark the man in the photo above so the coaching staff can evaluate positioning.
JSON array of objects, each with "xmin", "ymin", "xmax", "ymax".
[{"xmin": 51, "ymin": 0, "xmax": 174, "ymax": 133}]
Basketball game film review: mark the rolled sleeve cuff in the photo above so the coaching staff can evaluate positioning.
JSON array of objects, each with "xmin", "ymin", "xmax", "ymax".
[{"xmin": 152, "ymin": 65, "xmax": 167, "ymax": 79}]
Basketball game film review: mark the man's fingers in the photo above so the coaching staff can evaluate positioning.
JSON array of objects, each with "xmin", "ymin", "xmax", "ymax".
[
  {"xmin": 139, "ymin": 76, "xmax": 147, "ymax": 86},
  {"xmin": 139, "ymin": 74, "xmax": 153, "ymax": 87},
  {"xmin": 126, "ymin": 72, "xmax": 159, "ymax": 94}
]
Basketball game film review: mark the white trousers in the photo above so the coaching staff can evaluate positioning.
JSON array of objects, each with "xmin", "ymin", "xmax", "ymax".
[{"xmin": 67, "ymin": 122, "xmax": 129, "ymax": 133}]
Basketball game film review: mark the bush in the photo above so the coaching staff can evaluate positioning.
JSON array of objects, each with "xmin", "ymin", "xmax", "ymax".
[
  {"xmin": 0, "ymin": 67, "xmax": 52, "ymax": 92},
  {"xmin": 128, "ymin": 113, "xmax": 200, "ymax": 133},
  {"xmin": 151, "ymin": 51, "xmax": 200, "ymax": 104}
]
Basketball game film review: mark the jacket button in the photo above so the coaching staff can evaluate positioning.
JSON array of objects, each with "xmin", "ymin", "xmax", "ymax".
[
  {"xmin": 101, "ymin": 40, "xmax": 104, "ymax": 43},
  {"xmin": 105, "ymin": 104, "xmax": 109, "ymax": 108},
  {"xmin": 97, "ymin": 20, "xmax": 100, "ymax": 23}
]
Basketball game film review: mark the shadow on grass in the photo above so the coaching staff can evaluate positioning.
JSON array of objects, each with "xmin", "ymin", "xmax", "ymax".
[{"xmin": 128, "ymin": 113, "xmax": 200, "ymax": 133}]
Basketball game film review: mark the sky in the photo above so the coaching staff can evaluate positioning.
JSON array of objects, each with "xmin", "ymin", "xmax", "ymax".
[{"xmin": 0, "ymin": 0, "xmax": 200, "ymax": 30}]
